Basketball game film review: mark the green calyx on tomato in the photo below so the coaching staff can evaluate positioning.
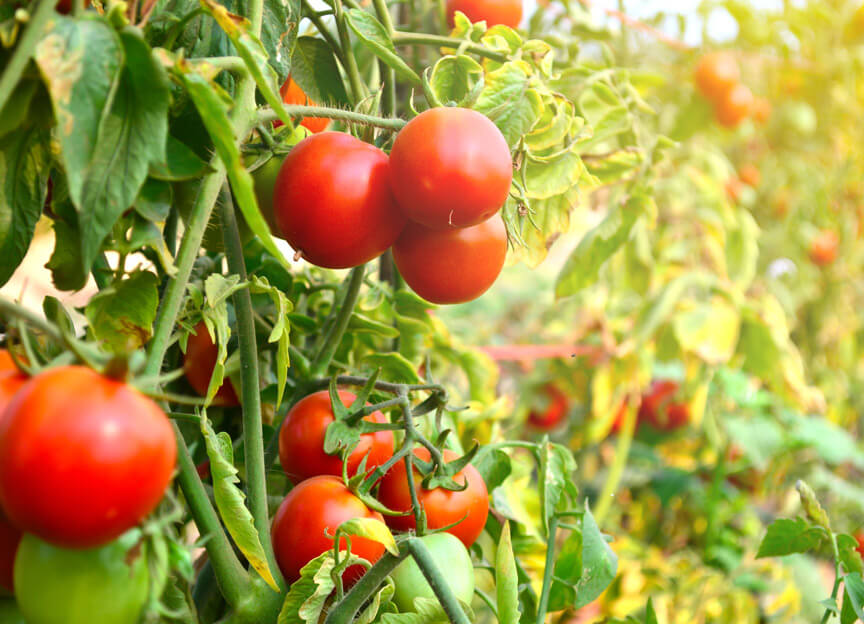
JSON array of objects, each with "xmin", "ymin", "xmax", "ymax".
[
  {"xmin": 389, "ymin": 533, "xmax": 475, "ymax": 612},
  {"xmin": 377, "ymin": 448, "xmax": 489, "ymax": 548},
  {"xmin": 14, "ymin": 530, "xmax": 152, "ymax": 624},
  {"xmin": 278, "ymin": 389, "xmax": 394, "ymax": 484},
  {"xmin": 0, "ymin": 366, "xmax": 176, "ymax": 548}
]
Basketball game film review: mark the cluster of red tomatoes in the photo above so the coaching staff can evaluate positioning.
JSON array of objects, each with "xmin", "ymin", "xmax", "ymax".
[
  {"xmin": 270, "ymin": 389, "xmax": 488, "ymax": 604},
  {"xmin": 694, "ymin": 52, "xmax": 771, "ymax": 129},
  {"xmin": 527, "ymin": 379, "xmax": 690, "ymax": 434},
  {"xmin": 0, "ymin": 354, "xmax": 176, "ymax": 623},
  {"xmin": 260, "ymin": 82, "xmax": 514, "ymax": 305}
]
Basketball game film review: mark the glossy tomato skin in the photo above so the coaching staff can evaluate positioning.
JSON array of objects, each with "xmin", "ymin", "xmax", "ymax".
[
  {"xmin": 0, "ymin": 350, "xmax": 27, "ymax": 423},
  {"xmin": 390, "ymin": 533, "xmax": 475, "ymax": 612},
  {"xmin": 183, "ymin": 321, "xmax": 240, "ymax": 406},
  {"xmin": 810, "ymin": 230, "xmax": 839, "ymax": 267},
  {"xmin": 393, "ymin": 214, "xmax": 507, "ymax": 305},
  {"xmin": 715, "ymin": 83, "xmax": 753, "ymax": 128},
  {"xmin": 694, "ymin": 52, "xmax": 739, "ymax": 100},
  {"xmin": 388, "ymin": 107, "xmax": 512, "ymax": 230},
  {"xmin": 446, "ymin": 0, "xmax": 522, "ymax": 28},
  {"xmin": 279, "ymin": 390, "xmax": 394, "ymax": 484},
  {"xmin": 14, "ymin": 530, "xmax": 150, "ymax": 624},
  {"xmin": 527, "ymin": 385, "xmax": 569, "ymax": 430},
  {"xmin": 274, "ymin": 78, "xmax": 330, "ymax": 133},
  {"xmin": 638, "ymin": 380, "xmax": 689, "ymax": 431},
  {"xmin": 377, "ymin": 449, "xmax": 489, "ymax": 548},
  {"xmin": 274, "ymin": 132, "xmax": 406, "ymax": 269},
  {"xmin": 271, "ymin": 476, "xmax": 385, "ymax": 583},
  {"xmin": 0, "ymin": 366, "xmax": 177, "ymax": 548},
  {"xmin": 0, "ymin": 512, "xmax": 20, "ymax": 594}
]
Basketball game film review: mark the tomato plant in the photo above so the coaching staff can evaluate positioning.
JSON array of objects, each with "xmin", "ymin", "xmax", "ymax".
[
  {"xmin": 377, "ymin": 449, "xmax": 489, "ymax": 548},
  {"xmin": 278, "ymin": 389, "xmax": 393, "ymax": 483},
  {"xmin": 271, "ymin": 476, "xmax": 385, "ymax": 583},
  {"xmin": 13, "ymin": 530, "xmax": 150, "ymax": 624},
  {"xmin": 273, "ymin": 132, "xmax": 406, "ymax": 269},
  {"xmin": 392, "ymin": 214, "xmax": 507, "ymax": 304},
  {"xmin": 388, "ymin": 107, "xmax": 513, "ymax": 230},
  {"xmin": 0, "ymin": 367, "xmax": 176, "ymax": 547},
  {"xmin": 389, "ymin": 533, "xmax": 474, "ymax": 612},
  {"xmin": 184, "ymin": 321, "xmax": 240, "ymax": 406}
]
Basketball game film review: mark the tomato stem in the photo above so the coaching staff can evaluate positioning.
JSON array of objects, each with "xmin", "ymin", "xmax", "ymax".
[
  {"xmin": 257, "ymin": 105, "xmax": 406, "ymax": 130},
  {"xmin": 533, "ymin": 514, "xmax": 559, "ymax": 624},
  {"xmin": 392, "ymin": 31, "xmax": 509, "ymax": 63},
  {"xmin": 332, "ymin": 0, "xmax": 367, "ymax": 105},
  {"xmin": 323, "ymin": 549, "xmax": 409, "ymax": 624},
  {"xmin": 593, "ymin": 398, "xmax": 638, "ymax": 525},
  {"xmin": 309, "ymin": 266, "xmax": 367, "ymax": 377},
  {"xmin": 219, "ymin": 184, "xmax": 285, "ymax": 590},
  {"xmin": 405, "ymin": 536, "xmax": 472, "ymax": 624}
]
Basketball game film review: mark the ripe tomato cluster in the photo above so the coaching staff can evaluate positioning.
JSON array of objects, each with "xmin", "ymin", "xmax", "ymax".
[
  {"xmin": 694, "ymin": 52, "xmax": 771, "ymax": 129},
  {"xmin": 270, "ymin": 389, "xmax": 487, "ymax": 602},
  {"xmin": 0, "ymin": 359, "xmax": 176, "ymax": 623},
  {"xmin": 260, "ymin": 105, "xmax": 513, "ymax": 305}
]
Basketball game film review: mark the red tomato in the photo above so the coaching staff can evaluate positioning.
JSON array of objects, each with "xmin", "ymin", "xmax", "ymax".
[
  {"xmin": 274, "ymin": 132, "xmax": 406, "ymax": 269},
  {"xmin": 393, "ymin": 214, "xmax": 507, "ymax": 304},
  {"xmin": 279, "ymin": 390, "xmax": 394, "ymax": 484},
  {"xmin": 446, "ymin": 0, "xmax": 522, "ymax": 28},
  {"xmin": 0, "ymin": 366, "xmax": 177, "ymax": 548},
  {"xmin": 855, "ymin": 531, "xmax": 864, "ymax": 558},
  {"xmin": 274, "ymin": 78, "xmax": 330, "ymax": 134},
  {"xmin": 715, "ymin": 83, "xmax": 753, "ymax": 128},
  {"xmin": 0, "ymin": 511, "xmax": 20, "ymax": 593},
  {"xmin": 694, "ymin": 52, "xmax": 740, "ymax": 100},
  {"xmin": 738, "ymin": 164, "xmax": 761, "ymax": 188},
  {"xmin": 271, "ymin": 476, "xmax": 384, "ymax": 583},
  {"xmin": 810, "ymin": 230, "xmax": 839, "ymax": 267},
  {"xmin": 183, "ymin": 321, "xmax": 239, "ymax": 407},
  {"xmin": 0, "ymin": 350, "xmax": 27, "ymax": 415},
  {"xmin": 388, "ymin": 107, "xmax": 513, "ymax": 230},
  {"xmin": 376, "ymin": 448, "xmax": 489, "ymax": 548},
  {"xmin": 527, "ymin": 385, "xmax": 569, "ymax": 430},
  {"xmin": 638, "ymin": 380, "xmax": 689, "ymax": 431}
]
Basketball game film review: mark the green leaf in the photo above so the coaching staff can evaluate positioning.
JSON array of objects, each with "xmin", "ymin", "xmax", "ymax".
[
  {"xmin": 555, "ymin": 194, "xmax": 647, "ymax": 298},
  {"xmin": 85, "ymin": 271, "xmax": 159, "ymax": 353},
  {"xmin": 428, "ymin": 55, "xmax": 483, "ymax": 105},
  {"xmin": 249, "ymin": 276, "xmax": 292, "ymax": 407},
  {"xmin": 584, "ymin": 150, "xmax": 643, "ymax": 185},
  {"xmin": 524, "ymin": 147, "xmax": 585, "ymax": 201},
  {"xmin": 278, "ymin": 550, "xmax": 369, "ymax": 624},
  {"xmin": 0, "ymin": 79, "xmax": 38, "ymax": 140},
  {"xmin": 0, "ymin": 125, "xmax": 50, "ymax": 287},
  {"xmin": 36, "ymin": 22, "xmax": 171, "ymax": 280},
  {"xmin": 496, "ymin": 522, "xmax": 520, "ymax": 624},
  {"xmin": 725, "ymin": 207, "xmax": 759, "ymax": 289},
  {"xmin": 290, "ymin": 36, "xmax": 350, "ymax": 106},
  {"xmin": 46, "ymin": 198, "xmax": 88, "ymax": 291},
  {"xmin": 337, "ymin": 517, "xmax": 398, "ymax": 556},
  {"xmin": 474, "ymin": 61, "xmax": 543, "ymax": 146},
  {"xmin": 176, "ymin": 68, "xmax": 290, "ymax": 268},
  {"xmin": 261, "ymin": 0, "xmax": 299, "ymax": 83},
  {"xmin": 756, "ymin": 518, "xmax": 827, "ymax": 558},
  {"xmin": 672, "ymin": 299, "xmax": 740, "ymax": 365},
  {"xmin": 842, "ymin": 573, "xmax": 864, "ymax": 624},
  {"xmin": 346, "ymin": 10, "xmax": 422, "ymax": 86},
  {"xmin": 349, "ymin": 313, "xmax": 400, "ymax": 338},
  {"xmin": 473, "ymin": 448, "xmax": 512, "ymax": 492},
  {"xmin": 538, "ymin": 442, "xmax": 577, "ymax": 534},
  {"xmin": 134, "ymin": 178, "xmax": 172, "ymax": 222},
  {"xmin": 838, "ymin": 534, "xmax": 864, "ymax": 576},
  {"xmin": 576, "ymin": 82, "xmax": 630, "ymax": 150},
  {"xmin": 149, "ymin": 136, "xmax": 213, "ymax": 182},
  {"xmin": 201, "ymin": 413, "xmax": 279, "ymax": 591},
  {"xmin": 362, "ymin": 352, "xmax": 420, "ymax": 384}
]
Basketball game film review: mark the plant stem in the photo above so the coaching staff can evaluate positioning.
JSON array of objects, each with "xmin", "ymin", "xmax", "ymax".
[
  {"xmin": 324, "ymin": 550, "xmax": 409, "ymax": 624},
  {"xmin": 309, "ymin": 266, "xmax": 366, "ymax": 377},
  {"xmin": 406, "ymin": 537, "xmax": 472, "ymax": 624},
  {"xmin": 594, "ymin": 400, "xmax": 637, "ymax": 525},
  {"xmin": 820, "ymin": 531, "xmax": 843, "ymax": 624},
  {"xmin": 534, "ymin": 515, "xmax": 559, "ymax": 624},
  {"xmin": 249, "ymin": 0, "xmax": 265, "ymax": 36},
  {"xmin": 392, "ymin": 31, "xmax": 508, "ymax": 63},
  {"xmin": 145, "ymin": 164, "xmax": 226, "ymax": 378},
  {"xmin": 301, "ymin": 0, "xmax": 345, "ymax": 64},
  {"xmin": 332, "ymin": 0, "xmax": 366, "ymax": 104},
  {"xmin": 192, "ymin": 56, "xmax": 250, "ymax": 75},
  {"xmin": 174, "ymin": 421, "xmax": 251, "ymax": 607},
  {"xmin": 0, "ymin": 0, "xmax": 56, "ymax": 114},
  {"xmin": 0, "ymin": 297, "xmax": 62, "ymax": 341},
  {"xmin": 257, "ymin": 105, "xmax": 405, "ymax": 130},
  {"xmin": 219, "ymin": 185, "xmax": 283, "ymax": 588}
]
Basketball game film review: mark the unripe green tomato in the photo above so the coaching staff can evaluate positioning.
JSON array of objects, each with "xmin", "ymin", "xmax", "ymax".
[
  {"xmin": 390, "ymin": 533, "xmax": 475, "ymax": 612},
  {"xmin": 0, "ymin": 598, "xmax": 26, "ymax": 624},
  {"xmin": 251, "ymin": 154, "xmax": 285, "ymax": 235},
  {"xmin": 14, "ymin": 530, "xmax": 150, "ymax": 624}
]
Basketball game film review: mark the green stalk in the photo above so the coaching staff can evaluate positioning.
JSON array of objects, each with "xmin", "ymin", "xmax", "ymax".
[
  {"xmin": 392, "ymin": 31, "xmax": 508, "ymax": 62},
  {"xmin": 257, "ymin": 106, "xmax": 405, "ymax": 129},
  {"xmin": 301, "ymin": 0, "xmax": 345, "ymax": 64},
  {"xmin": 406, "ymin": 537, "xmax": 472, "ymax": 624},
  {"xmin": 219, "ymin": 186, "xmax": 283, "ymax": 588},
  {"xmin": 820, "ymin": 531, "xmax": 843, "ymax": 624},
  {"xmin": 323, "ymin": 550, "xmax": 408, "ymax": 624},
  {"xmin": 594, "ymin": 401, "xmax": 637, "ymax": 524},
  {"xmin": 0, "ymin": 297, "xmax": 62, "ymax": 341},
  {"xmin": 534, "ymin": 515, "xmax": 559, "ymax": 624},
  {"xmin": 145, "ymin": 163, "xmax": 226, "ymax": 377},
  {"xmin": 309, "ymin": 265, "xmax": 366, "ymax": 377},
  {"xmin": 371, "ymin": 0, "xmax": 397, "ymax": 119},
  {"xmin": 0, "ymin": 0, "xmax": 56, "ymax": 114},
  {"xmin": 174, "ymin": 421, "xmax": 251, "ymax": 607},
  {"xmin": 332, "ymin": 0, "xmax": 366, "ymax": 104},
  {"xmin": 249, "ymin": 0, "xmax": 265, "ymax": 36}
]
